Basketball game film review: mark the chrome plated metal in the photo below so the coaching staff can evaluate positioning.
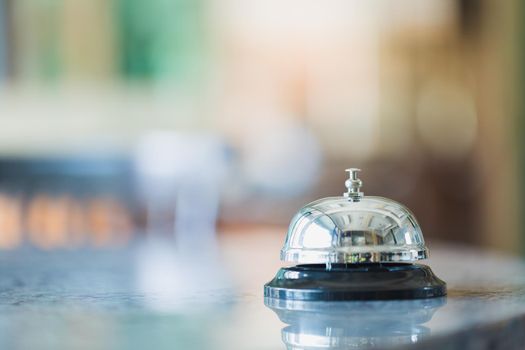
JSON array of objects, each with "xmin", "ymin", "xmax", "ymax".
[
  {"xmin": 281, "ymin": 169, "xmax": 428, "ymax": 264},
  {"xmin": 343, "ymin": 168, "xmax": 363, "ymax": 201}
]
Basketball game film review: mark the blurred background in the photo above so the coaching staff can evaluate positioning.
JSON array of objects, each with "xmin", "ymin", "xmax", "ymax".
[{"xmin": 0, "ymin": 0, "xmax": 521, "ymax": 254}]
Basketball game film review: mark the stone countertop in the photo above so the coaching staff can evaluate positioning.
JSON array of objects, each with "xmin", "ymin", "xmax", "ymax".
[{"xmin": 0, "ymin": 230, "xmax": 524, "ymax": 350}]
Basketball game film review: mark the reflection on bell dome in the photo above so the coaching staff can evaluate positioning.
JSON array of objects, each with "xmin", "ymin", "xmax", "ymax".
[{"xmin": 282, "ymin": 196, "xmax": 428, "ymax": 264}]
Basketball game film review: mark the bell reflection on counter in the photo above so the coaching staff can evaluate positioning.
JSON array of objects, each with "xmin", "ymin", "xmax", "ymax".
[
  {"xmin": 265, "ymin": 297, "xmax": 446, "ymax": 349},
  {"xmin": 265, "ymin": 168, "xmax": 446, "ymax": 300}
]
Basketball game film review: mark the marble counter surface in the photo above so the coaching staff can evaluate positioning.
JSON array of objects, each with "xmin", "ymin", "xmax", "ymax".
[{"xmin": 0, "ymin": 230, "xmax": 525, "ymax": 350}]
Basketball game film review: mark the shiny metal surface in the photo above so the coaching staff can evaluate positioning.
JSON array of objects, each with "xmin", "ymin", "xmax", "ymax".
[
  {"xmin": 281, "ymin": 169, "xmax": 428, "ymax": 264},
  {"xmin": 343, "ymin": 168, "xmax": 364, "ymax": 200},
  {"xmin": 281, "ymin": 190, "xmax": 428, "ymax": 263}
]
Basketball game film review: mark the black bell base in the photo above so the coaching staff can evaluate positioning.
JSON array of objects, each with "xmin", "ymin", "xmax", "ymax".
[{"xmin": 264, "ymin": 263, "xmax": 446, "ymax": 301}]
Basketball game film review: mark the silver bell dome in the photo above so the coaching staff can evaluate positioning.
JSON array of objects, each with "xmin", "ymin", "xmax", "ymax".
[{"xmin": 281, "ymin": 168, "xmax": 428, "ymax": 264}]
